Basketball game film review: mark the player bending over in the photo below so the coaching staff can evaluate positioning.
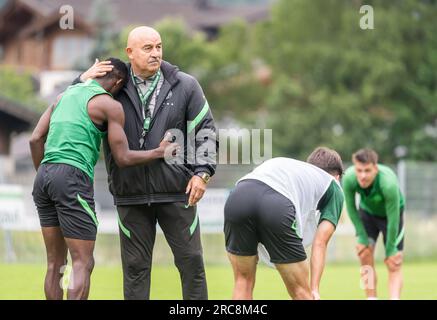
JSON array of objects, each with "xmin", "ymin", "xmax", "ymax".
[
  {"xmin": 343, "ymin": 148, "xmax": 404, "ymax": 300},
  {"xmin": 224, "ymin": 147, "xmax": 344, "ymax": 300}
]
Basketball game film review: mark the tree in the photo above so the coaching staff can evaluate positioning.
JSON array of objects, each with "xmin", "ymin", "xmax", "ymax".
[
  {"xmin": 0, "ymin": 66, "xmax": 46, "ymax": 112},
  {"xmin": 251, "ymin": 0, "xmax": 437, "ymax": 161},
  {"xmin": 105, "ymin": 0, "xmax": 437, "ymax": 162}
]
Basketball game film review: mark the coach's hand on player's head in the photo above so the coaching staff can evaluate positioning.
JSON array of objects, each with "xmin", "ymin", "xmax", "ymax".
[
  {"xmin": 186, "ymin": 175, "xmax": 206, "ymax": 207},
  {"xmin": 384, "ymin": 252, "xmax": 403, "ymax": 272},
  {"xmin": 80, "ymin": 58, "xmax": 114, "ymax": 82}
]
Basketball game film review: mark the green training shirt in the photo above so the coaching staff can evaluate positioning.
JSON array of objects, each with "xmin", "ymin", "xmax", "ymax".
[
  {"xmin": 318, "ymin": 180, "xmax": 344, "ymax": 229},
  {"xmin": 342, "ymin": 164, "xmax": 405, "ymax": 257},
  {"xmin": 42, "ymin": 79, "xmax": 111, "ymax": 180}
]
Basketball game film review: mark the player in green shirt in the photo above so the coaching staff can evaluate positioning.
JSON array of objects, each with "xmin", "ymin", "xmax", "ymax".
[
  {"xmin": 342, "ymin": 148, "xmax": 405, "ymax": 300},
  {"xmin": 30, "ymin": 58, "xmax": 177, "ymax": 300}
]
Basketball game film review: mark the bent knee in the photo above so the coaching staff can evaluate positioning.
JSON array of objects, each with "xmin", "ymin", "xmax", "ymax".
[
  {"xmin": 291, "ymin": 286, "xmax": 312, "ymax": 300},
  {"xmin": 72, "ymin": 256, "xmax": 95, "ymax": 273},
  {"xmin": 233, "ymin": 265, "xmax": 256, "ymax": 282}
]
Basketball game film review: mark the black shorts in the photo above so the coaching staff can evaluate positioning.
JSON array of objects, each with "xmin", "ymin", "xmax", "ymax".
[
  {"xmin": 32, "ymin": 163, "xmax": 98, "ymax": 241},
  {"xmin": 359, "ymin": 208, "xmax": 404, "ymax": 251},
  {"xmin": 224, "ymin": 179, "xmax": 306, "ymax": 264}
]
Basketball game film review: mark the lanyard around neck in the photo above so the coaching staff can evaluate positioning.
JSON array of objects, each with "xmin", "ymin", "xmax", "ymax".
[
  {"xmin": 131, "ymin": 69, "xmax": 161, "ymax": 107},
  {"xmin": 131, "ymin": 69, "xmax": 161, "ymax": 132}
]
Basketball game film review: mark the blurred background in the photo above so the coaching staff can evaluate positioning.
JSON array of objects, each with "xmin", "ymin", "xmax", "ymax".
[{"xmin": 0, "ymin": 0, "xmax": 436, "ymax": 299}]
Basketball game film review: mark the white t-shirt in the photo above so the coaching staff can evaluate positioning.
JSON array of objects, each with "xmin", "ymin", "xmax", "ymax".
[{"xmin": 238, "ymin": 157, "xmax": 343, "ymax": 247}]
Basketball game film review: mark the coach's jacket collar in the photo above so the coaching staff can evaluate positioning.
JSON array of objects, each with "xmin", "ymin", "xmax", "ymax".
[
  {"xmin": 123, "ymin": 61, "xmax": 180, "ymax": 122},
  {"xmin": 123, "ymin": 66, "xmax": 142, "ymax": 122},
  {"xmin": 153, "ymin": 61, "xmax": 179, "ymax": 118}
]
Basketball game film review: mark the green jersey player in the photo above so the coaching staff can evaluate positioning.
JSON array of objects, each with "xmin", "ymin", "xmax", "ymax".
[{"xmin": 343, "ymin": 148, "xmax": 405, "ymax": 300}]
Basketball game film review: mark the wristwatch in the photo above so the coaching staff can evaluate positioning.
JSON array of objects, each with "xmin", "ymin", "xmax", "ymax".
[{"xmin": 196, "ymin": 172, "xmax": 211, "ymax": 184}]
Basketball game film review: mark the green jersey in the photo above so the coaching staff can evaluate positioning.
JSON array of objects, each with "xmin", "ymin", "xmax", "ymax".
[
  {"xmin": 342, "ymin": 164, "xmax": 405, "ymax": 257},
  {"xmin": 42, "ymin": 79, "xmax": 111, "ymax": 180}
]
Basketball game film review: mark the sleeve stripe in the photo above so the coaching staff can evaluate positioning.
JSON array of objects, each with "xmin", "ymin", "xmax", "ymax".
[{"xmin": 187, "ymin": 100, "xmax": 209, "ymax": 134}]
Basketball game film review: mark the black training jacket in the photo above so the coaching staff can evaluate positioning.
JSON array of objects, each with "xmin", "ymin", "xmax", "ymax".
[{"xmin": 74, "ymin": 60, "xmax": 217, "ymax": 205}]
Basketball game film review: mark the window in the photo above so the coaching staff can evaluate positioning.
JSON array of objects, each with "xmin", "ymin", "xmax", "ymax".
[{"xmin": 51, "ymin": 35, "xmax": 94, "ymax": 69}]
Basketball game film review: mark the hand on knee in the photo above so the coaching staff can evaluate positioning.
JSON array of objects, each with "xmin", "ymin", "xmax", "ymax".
[
  {"xmin": 358, "ymin": 247, "xmax": 373, "ymax": 262},
  {"xmin": 384, "ymin": 252, "xmax": 403, "ymax": 272}
]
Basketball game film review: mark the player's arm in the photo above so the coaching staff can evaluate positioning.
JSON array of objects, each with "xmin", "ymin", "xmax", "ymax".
[
  {"xmin": 29, "ymin": 95, "xmax": 61, "ymax": 170},
  {"xmin": 310, "ymin": 220, "xmax": 335, "ymax": 299},
  {"xmin": 342, "ymin": 174, "xmax": 369, "ymax": 246},
  {"xmin": 106, "ymin": 100, "xmax": 177, "ymax": 167},
  {"xmin": 310, "ymin": 181, "xmax": 344, "ymax": 299},
  {"xmin": 383, "ymin": 185, "xmax": 401, "ymax": 258}
]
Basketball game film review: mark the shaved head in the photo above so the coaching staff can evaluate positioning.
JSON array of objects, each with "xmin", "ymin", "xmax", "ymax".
[
  {"xmin": 127, "ymin": 26, "xmax": 161, "ymax": 48},
  {"xmin": 126, "ymin": 26, "xmax": 163, "ymax": 78}
]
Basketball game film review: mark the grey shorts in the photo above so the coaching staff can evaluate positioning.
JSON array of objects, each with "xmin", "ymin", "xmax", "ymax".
[{"xmin": 32, "ymin": 163, "xmax": 98, "ymax": 241}]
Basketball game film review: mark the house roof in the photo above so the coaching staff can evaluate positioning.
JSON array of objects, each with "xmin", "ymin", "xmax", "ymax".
[
  {"xmin": 104, "ymin": 0, "xmax": 270, "ymax": 31},
  {"xmin": 0, "ymin": 95, "xmax": 40, "ymax": 131},
  {"xmin": 0, "ymin": 0, "xmax": 94, "ymax": 41},
  {"xmin": 0, "ymin": 0, "xmax": 270, "ymax": 40}
]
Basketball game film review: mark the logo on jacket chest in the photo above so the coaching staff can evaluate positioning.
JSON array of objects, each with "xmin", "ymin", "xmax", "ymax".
[{"xmin": 163, "ymin": 90, "xmax": 175, "ymax": 107}]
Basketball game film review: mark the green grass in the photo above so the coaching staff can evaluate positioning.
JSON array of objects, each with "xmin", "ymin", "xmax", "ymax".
[{"xmin": 1, "ymin": 261, "xmax": 437, "ymax": 300}]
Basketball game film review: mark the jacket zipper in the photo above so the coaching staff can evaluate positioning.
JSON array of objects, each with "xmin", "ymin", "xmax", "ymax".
[
  {"xmin": 144, "ymin": 81, "xmax": 175, "ymax": 206},
  {"xmin": 144, "ymin": 134, "xmax": 151, "ymax": 207}
]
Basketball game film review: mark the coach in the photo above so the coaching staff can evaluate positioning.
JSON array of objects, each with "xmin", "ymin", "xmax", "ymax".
[{"xmin": 76, "ymin": 26, "xmax": 217, "ymax": 300}]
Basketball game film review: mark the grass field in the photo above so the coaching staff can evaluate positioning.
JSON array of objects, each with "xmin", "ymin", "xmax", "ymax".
[{"xmin": 1, "ymin": 261, "xmax": 436, "ymax": 300}]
